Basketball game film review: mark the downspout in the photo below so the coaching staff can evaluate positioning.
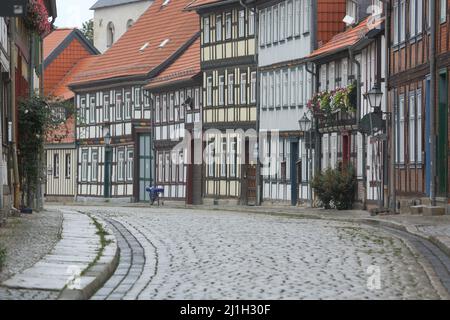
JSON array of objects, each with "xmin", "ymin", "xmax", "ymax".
[
  {"xmin": 239, "ymin": 0, "xmax": 261, "ymax": 205},
  {"xmin": 311, "ymin": 0, "xmax": 318, "ymax": 51},
  {"xmin": 349, "ymin": 47, "xmax": 364, "ymax": 209},
  {"xmin": 305, "ymin": 62, "xmax": 320, "ymax": 177},
  {"xmin": 429, "ymin": 0, "xmax": 436, "ymax": 206}
]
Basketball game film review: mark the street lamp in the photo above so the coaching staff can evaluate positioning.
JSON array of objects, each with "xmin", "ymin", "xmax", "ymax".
[
  {"xmin": 298, "ymin": 113, "xmax": 313, "ymax": 206},
  {"xmin": 365, "ymin": 84, "xmax": 383, "ymax": 113},
  {"xmin": 104, "ymin": 131, "xmax": 111, "ymax": 146}
]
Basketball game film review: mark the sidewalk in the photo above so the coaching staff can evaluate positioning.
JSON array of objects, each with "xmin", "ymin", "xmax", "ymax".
[{"xmin": 0, "ymin": 209, "xmax": 118, "ymax": 300}]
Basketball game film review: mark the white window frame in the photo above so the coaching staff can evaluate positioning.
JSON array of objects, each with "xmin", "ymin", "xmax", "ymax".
[
  {"xmin": 266, "ymin": 7, "xmax": 272, "ymax": 44},
  {"xmin": 260, "ymin": 10, "xmax": 266, "ymax": 46},
  {"xmin": 249, "ymin": 10, "xmax": 255, "ymax": 36},
  {"xmin": 282, "ymin": 70, "xmax": 289, "ymax": 107},
  {"xmin": 216, "ymin": 14, "xmax": 222, "ymax": 41},
  {"xmin": 303, "ymin": 0, "xmax": 310, "ymax": 33},
  {"xmin": 279, "ymin": 3, "xmax": 285, "ymax": 40},
  {"xmin": 409, "ymin": 93, "xmax": 416, "ymax": 162},
  {"xmin": 290, "ymin": 68, "xmax": 297, "ymax": 106},
  {"xmin": 207, "ymin": 76, "xmax": 213, "ymax": 106},
  {"xmin": 287, "ymin": 0, "xmax": 293, "ymax": 38},
  {"xmin": 399, "ymin": 95, "xmax": 405, "ymax": 163},
  {"xmin": 250, "ymin": 71, "xmax": 257, "ymax": 103},
  {"xmin": 240, "ymin": 72, "xmax": 247, "ymax": 104},
  {"xmin": 228, "ymin": 73, "xmax": 234, "ymax": 104},
  {"xmin": 219, "ymin": 75, "xmax": 225, "ymax": 106},
  {"xmin": 117, "ymin": 149, "xmax": 125, "ymax": 181},
  {"xmin": 220, "ymin": 137, "xmax": 227, "ymax": 177},
  {"xmin": 65, "ymin": 153, "xmax": 71, "ymax": 179},
  {"xmin": 91, "ymin": 150, "xmax": 98, "ymax": 181},
  {"xmin": 53, "ymin": 153, "xmax": 59, "ymax": 178},
  {"xmin": 155, "ymin": 95, "xmax": 160, "ymax": 123},
  {"xmin": 410, "ymin": 0, "xmax": 416, "ymax": 38},
  {"xmin": 440, "ymin": 0, "xmax": 447, "ymax": 23},
  {"xmin": 417, "ymin": 89, "xmax": 423, "ymax": 163},
  {"xmin": 81, "ymin": 150, "xmax": 88, "ymax": 182},
  {"xmin": 239, "ymin": 10, "xmax": 245, "ymax": 38},
  {"xmin": 204, "ymin": 16, "xmax": 210, "ymax": 44},
  {"xmin": 127, "ymin": 149, "xmax": 133, "ymax": 181},
  {"xmin": 273, "ymin": 5, "xmax": 279, "ymax": 42},
  {"xmin": 294, "ymin": 0, "xmax": 301, "ymax": 36},
  {"xmin": 226, "ymin": 12, "xmax": 232, "ymax": 40}
]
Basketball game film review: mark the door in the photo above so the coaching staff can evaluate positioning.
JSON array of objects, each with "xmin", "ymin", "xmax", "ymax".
[
  {"xmin": 138, "ymin": 134, "xmax": 152, "ymax": 201},
  {"xmin": 425, "ymin": 77, "xmax": 431, "ymax": 196},
  {"xmin": 244, "ymin": 138, "xmax": 257, "ymax": 205},
  {"xmin": 437, "ymin": 70, "xmax": 448, "ymax": 196},
  {"xmin": 290, "ymin": 141, "xmax": 299, "ymax": 206},
  {"xmin": 104, "ymin": 148, "xmax": 112, "ymax": 198}
]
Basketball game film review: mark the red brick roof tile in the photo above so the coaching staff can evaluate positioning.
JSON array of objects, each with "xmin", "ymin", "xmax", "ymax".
[
  {"xmin": 70, "ymin": 0, "xmax": 200, "ymax": 86},
  {"xmin": 144, "ymin": 36, "xmax": 200, "ymax": 89},
  {"xmin": 43, "ymin": 28, "xmax": 74, "ymax": 60},
  {"xmin": 308, "ymin": 16, "xmax": 384, "ymax": 60}
]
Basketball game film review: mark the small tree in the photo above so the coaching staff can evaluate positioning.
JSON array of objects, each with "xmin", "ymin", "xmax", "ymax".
[
  {"xmin": 81, "ymin": 19, "xmax": 94, "ymax": 44},
  {"xmin": 18, "ymin": 95, "xmax": 73, "ymax": 208}
]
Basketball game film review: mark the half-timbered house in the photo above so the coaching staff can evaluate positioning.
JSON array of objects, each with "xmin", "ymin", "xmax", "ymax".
[
  {"xmin": 388, "ymin": 0, "xmax": 449, "ymax": 214},
  {"xmin": 257, "ymin": 0, "xmax": 346, "ymax": 206},
  {"xmin": 144, "ymin": 37, "xmax": 203, "ymax": 204},
  {"xmin": 308, "ymin": 1, "xmax": 386, "ymax": 209},
  {"xmin": 69, "ymin": 0, "xmax": 199, "ymax": 202},
  {"xmin": 187, "ymin": 0, "xmax": 258, "ymax": 205},
  {"xmin": 43, "ymin": 28, "xmax": 99, "ymax": 201}
]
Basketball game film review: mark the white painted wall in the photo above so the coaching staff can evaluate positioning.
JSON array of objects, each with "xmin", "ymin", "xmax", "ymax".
[{"xmin": 92, "ymin": 0, "xmax": 153, "ymax": 53}]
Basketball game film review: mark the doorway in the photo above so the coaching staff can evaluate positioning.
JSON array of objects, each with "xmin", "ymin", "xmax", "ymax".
[
  {"xmin": 290, "ymin": 141, "xmax": 299, "ymax": 206},
  {"xmin": 138, "ymin": 134, "xmax": 152, "ymax": 201},
  {"xmin": 437, "ymin": 70, "xmax": 448, "ymax": 196}
]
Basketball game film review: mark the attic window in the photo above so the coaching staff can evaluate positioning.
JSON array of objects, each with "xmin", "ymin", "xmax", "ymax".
[
  {"xmin": 159, "ymin": 39, "xmax": 170, "ymax": 48},
  {"xmin": 140, "ymin": 42, "xmax": 150, "ymax": 52},
  {"xmin": 161, "ymin": 0, "xmax": 170, "ymax": 7}
]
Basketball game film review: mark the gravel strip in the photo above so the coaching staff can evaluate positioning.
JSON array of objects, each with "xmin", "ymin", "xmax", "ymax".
[{"xmin": 0, "ymin": 210, "xmax": 63, "ymax": 283}]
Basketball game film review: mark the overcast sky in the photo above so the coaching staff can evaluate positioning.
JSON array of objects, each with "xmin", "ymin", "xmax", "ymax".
[{"xmin": 55, "ymin": 0, "xmax": 96, "ymax": 28}]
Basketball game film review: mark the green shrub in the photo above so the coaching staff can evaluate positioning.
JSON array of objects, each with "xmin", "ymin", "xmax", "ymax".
[
  {"xmin": 0, "ymin": 244, "xmax": 6, "ymax": 270},
  {"xmin": 311, "ymin": 164, "xmax": 357, "ymax": 210}
]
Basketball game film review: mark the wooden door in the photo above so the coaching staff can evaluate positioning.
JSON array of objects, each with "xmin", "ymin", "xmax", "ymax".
[{"xmin": 438, "ymin": 70, "xmax": 448, "ymax": 196}]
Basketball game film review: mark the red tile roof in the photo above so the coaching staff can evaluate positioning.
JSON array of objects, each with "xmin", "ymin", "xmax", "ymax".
[
  {"xmin": 308, "ymin": 16, "xmax": 384, "ymax": 60},
  {"xmin": 51, "ymin": 56, "xmax": 100, "ymax": 100},
  {"xmin": 70, "ymin": 0, "xmax": 200, "ymax": 86},
  {"xmin": 43, "ymin": 28, "xmax": 74, "ymax": 60},
  {"xmin": 145, "ymin": 36, "xmax": 200, "ymax": 89}
]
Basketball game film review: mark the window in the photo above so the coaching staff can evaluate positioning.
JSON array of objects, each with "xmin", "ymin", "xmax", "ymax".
[
  {"xmin": 89, "ymin": 94, "xmax": 95, "ymax": 123},
  {"xmin": 266, "ymin": 7, "xmax": 272, "ymax": 43},
  {"xmin": 195, "ymin": 88, "xmax": 200, "ymax": 109},
  {"xmin": 226, "ymin": 12, "xmax": 232, "ymax": 39},
  {"xmin": 240, "ymin": 73, "xmax": 247, "ymax": 104},
  {"xmin": 116, "ymin": 92, "xmax": 122, "ymax": 120},
  {"xmin": 81, "ymin": 150, "xmax": 88, "ymax": 181},
  {"xmin": 204, "ymin": 17, "xmax": 210, "ymax": 43},
  {"xmin": 155, "ymin": 95, "xmax": 160, "ymax": 123},
  {"xmin": 268, "ymin": 72, "xmax": 273, "ymax": 108},
  {"xmin": 250, "ymin": 71, "xmax": 257, "ymax": 103},
  {"xmin": 207, "ymin": 139, "xmax": 215, "ymax": 177},
  {"xmin": 440, "ymin": 0, "xmax": 447, "ymax": 23},
  {"xmin": 260, "ymin": 10, "xmax": 266, "ymax": 45},
  {"xmin": 124, "ymin": 91, "xmax": 131, "ymax": 119},
  {"xmin": 416, "ymin": 90, "xmax": 422, "ymax": 162},
  {"xmin": 290, "ymin": 68, "xmax": 297, "ymax": 106},
  {"xmin": 273, "ymin": 6, "xmax": 279, "ymax": 42},
  {"xmin": 249, "ymin": 10, "xmax": 255, "ymax": 35},
  {"xmin": 220, "ymin": 137, "xmax": 227, "ymax": 177},
  {"xmin": 262, "ymin": 74, "xmax": 267, "ymax": 109},
  {"xmin": 134, "ymin": 87, "xmax": 141, "ymax": 110},
  {"xmin": 92, "ymin": 150, "xmax": 98, "ymax": 181},
  {"xmin": 279, "ymin": 3, "xmax": 285, "ymax": 40},
  {"xmin": 393, "ymin": 1, "xmax": 399, "ymax": 44},
  {"xmin": 53, "ymin": 153, "xmax": 59, "ymax": 178},
  {"xmin": 294, "ymin": 0, "xmax": 301, "ymax": 36},
  {"xmin": 410, "ymin": 0, "xmax": 416, "ymax": 37},
  {"xmin": 103, "ymin": 93, "xmax": 110, "ymax": 121},
  {"xmin": 207, "ymin": 76, "xmax": 212, "ymax": 106},
  {"xmin": 228, "ymin": 73, "xmax": 234, "ymax": 104},
  {"xmin": 127, "ymin": 19, "xmax": 134, "ymax": 30},
  {"xmin": 216, "ymin": 15, "xmax": 222, "ymax": 41},
  {"xmin": 158, "ymin": 153, "xmax": 163, "ymax": 182},
  {"xmin": 346, "ymin": 0, "xmax": 357, "ymax": 21},
  {"xmin": 303, "ymin": 0, "xmax": 310, "ymax": 33},
  {"xmin": 400, "ymin": 0, "xmax": 406, "ymax": 42},
  {"xmin": 107, "ymin": 22, "xmax": 115, "ymax": 47},
  {"xmin": 127, "ymin": 149, "xmax": 133, "ymax": 181},
  {"xmin": 171, "ymin": 151, "xmax": 176, "ymax": 182},
  {"xmin": 409, "ymin": 93, "xmax": 416, "ymax": 162},
  {"xmin": 65, "ymin": 154, "xmax": 71, "ymax": 179},
  {"xmin": 219, "ymin": 75, "xmax": 225, "ymax": 106},
  {"xmin": 162, "ymin": 94, "xmax": 167, "ymax": 121},
  {"xmin": 169, "ymin": 93, "xmax": 174, "ymax": 121},
  {"xmin": 178, "ymin": 151, "xmax": 184, "ymax": 181},
  {"xmin": 230, "ymin": 138, "xmax": 237, "ymax": 177},
  {"xmin": 276, "ymin": 71, "xmax": 281, "ymax": 107},
  {"xmin": 118, "ymin": 150, "xmax": 125, "ymax": 181},
  {"xmin": 287, "ymin": 1, "xmax": 293, "ymax": 38},
  {"xmin": 399, "ymin": 95, "xmax": 405, "ymax": 163},
  {"xmin": 298, "ymin": 67, "xmax": 304, "ymax": 105},
  {"xmin": 417, "ymin": 0, "xmax": 423, "ymax": 34},
  {"xmin": 165, "ymin": 153, "xmax": 170, "ymax": 182},
  {"xmin": 239, "ymin": 10, "xmax": 245, "ymax": 37},
  {"xmin": 282, "ymin": 70, "xmax": 289, "ymax": 106}
]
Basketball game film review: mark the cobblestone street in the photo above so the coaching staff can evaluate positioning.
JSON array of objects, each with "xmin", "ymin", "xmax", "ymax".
[{"xmin": 48, "ymin": 205, "xmax": 442, "ymax": 300}]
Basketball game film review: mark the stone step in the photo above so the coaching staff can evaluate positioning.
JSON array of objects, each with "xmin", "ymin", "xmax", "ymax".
[
  {"xmin": 423, "ymin": 206, "xmax": 446, "ymax": 216},
  {"xmin": 410, "ymin": 205, "xmax": 426, "ymax": 215}
]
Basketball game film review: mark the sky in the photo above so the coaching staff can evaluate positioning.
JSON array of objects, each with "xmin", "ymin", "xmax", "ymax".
[{"xmin": 54, "ymin": 0, "xmax": 96, "ymax": 28}]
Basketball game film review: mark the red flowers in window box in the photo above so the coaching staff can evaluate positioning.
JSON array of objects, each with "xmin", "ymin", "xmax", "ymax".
[{"xmin": 24, "ymin": 0, "xmax": 51, "ymax": 35}]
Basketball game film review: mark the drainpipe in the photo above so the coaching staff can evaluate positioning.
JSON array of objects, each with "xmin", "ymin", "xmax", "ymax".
[
  {"xmin": 429, "ymin": 0, "xmax": 436, "ymax": 207},
  {"xmin": 349, "ymin": 48, "xmax": 365, "ymax": 209},
  {"xmin": 311, "ymin": 0, "xmax": 318, "ymax": 51}
]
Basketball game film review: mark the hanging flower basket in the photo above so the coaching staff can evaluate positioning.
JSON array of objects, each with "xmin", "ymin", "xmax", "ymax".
[
  {"xmin": 307, "ymin": 82, "xmax": 357, "ymax": 118},
  {"xmin": 24, "ymin": 0, "xmax": 51, "ymax": 35}
]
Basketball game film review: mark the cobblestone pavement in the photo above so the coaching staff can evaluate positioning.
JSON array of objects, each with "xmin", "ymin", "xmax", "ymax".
[
  {"xmin": 0, "ymin": 210, "xmax": 63, "ymax": 300},
  {"xmin": 58, "ymin": 206, "xmax": 444, "ymax": 300}
]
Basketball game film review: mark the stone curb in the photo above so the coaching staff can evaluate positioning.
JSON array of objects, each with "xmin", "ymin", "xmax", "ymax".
[{"xmin": 57, "ymin": 215, "xmax": 119, "ymax": 300}]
